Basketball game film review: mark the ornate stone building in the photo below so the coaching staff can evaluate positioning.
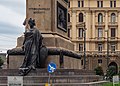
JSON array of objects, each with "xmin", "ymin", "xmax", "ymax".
[{"xmin": 68, "ymin": 0, "xmax": 120, "ymax": 73}]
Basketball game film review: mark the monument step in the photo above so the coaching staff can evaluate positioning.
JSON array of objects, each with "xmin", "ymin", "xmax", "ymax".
[
  {"xmin": 0, "ymin": 69, "xmax": 95, "ymax": 76},
  {"xmin": 0, "ymin": 81, "xmax": 108, "ymax": 86},
  {"xmin": 0, "ymin": 75, "xmax": 103, "ymax": 84},
  {"xmin": 0, "ymin": 69, "xmax": 103, "ymax": 86}
]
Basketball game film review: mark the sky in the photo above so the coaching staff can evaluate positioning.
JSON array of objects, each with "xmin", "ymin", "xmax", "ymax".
[{"xmin": 0, "ymin": 0, "xmax": 26, "ymax": 53}]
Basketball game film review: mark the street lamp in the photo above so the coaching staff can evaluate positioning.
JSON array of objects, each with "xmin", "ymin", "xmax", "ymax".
[
  {"xmin": 105, "ymin": 30, "xmax": 109, "ymax": 68},
  {"xmin": 83, "ymin": 23, "xmax": 86, "ymax": 69},
  {"xmin": 79, "ymin": 22, "xmax": 86, "ymax": 69}
]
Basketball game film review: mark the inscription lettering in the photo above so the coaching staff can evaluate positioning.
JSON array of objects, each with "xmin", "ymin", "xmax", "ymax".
[
  {"xmin": 29, "ymin": 8, "xmax": 50, "ymax": 10},
  {"xmin": 29, "ymin": 7, "xmax": 50, "ymax": 14}
]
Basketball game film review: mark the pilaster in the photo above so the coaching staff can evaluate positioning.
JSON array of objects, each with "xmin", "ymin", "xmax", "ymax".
[
  {"xmin": 71, "ymin": 10, "xmax": 77, "ymax": 39},
  {"xmin": 117, "ymin": 11, "xmax": 120, "ymax": 50},
  {"xmin": 92, "ymin": 11, "xmax": 95, "ymax": 38},
  {"xmin": 118, "ymin": 12, "xmax": 120, "ymax": 38},
  {"xmin": 85, "ymin": 11, "xmax": 90, "ymax": 51}
]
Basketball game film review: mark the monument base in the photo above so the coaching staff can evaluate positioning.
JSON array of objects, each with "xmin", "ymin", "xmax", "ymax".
[
  {"xmin": 0, "ymin": 69, "xmax": 104, "ymax": 86},
  {"xmin": 8, "ymin": 33, "xmax": 77, "ymax": 69},
  {"xmin": 17, "ymin": 33, "xmax": 74, "ymax": 50},
  {"xmin": 8, "ymin": 54, "xmax": 82, "ymax": 69}
]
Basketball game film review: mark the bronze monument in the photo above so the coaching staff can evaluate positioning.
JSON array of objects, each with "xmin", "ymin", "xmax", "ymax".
[{"xmin": 19, "ymin": 18, "xmax": 48, "ymax": 76}]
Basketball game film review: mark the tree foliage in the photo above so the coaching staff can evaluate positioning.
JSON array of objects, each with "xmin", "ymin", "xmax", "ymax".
[
  {"xmin": 94, "ymin": 66, "xmax": 104, "ymax": 76},
  {"xmin": 0, "ymin": 57, "xmax": 4, "ymax": 68},
  {"xmin": 106, "ymin": 66, "xmax": 117, "ymax": 79}
]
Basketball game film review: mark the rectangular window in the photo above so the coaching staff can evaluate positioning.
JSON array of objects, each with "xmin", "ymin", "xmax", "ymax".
[
  {"xmin": 111, "ymin": 43, "xmax": 116, "ymax": 52},
  {"xmin": 81, "ymin": 59, "xmax": 83, "ymax": 65},
  {"xmin": 68, "ymin": 1, "xmax": 70, "ymax": 8},
  {"xmin": 110, "ymin": 0, "xmax": 116, "ymax": 7},
  {"xmin": 79, "ymin": 44, "xmax": 83, "ymax": 51},
  {"xmin": 79, "ymin": 28, "xmax": 83, "ymax": 38},
  {"xmin": 78, "ymin": 1, "xmax": 80, "ymax": 7},
  {"xmin": 98, "ymin": 59, "xmax": 102, "ymax": 63},
  {"xmin": 114, "ymin": 1, "xmax": 116, "ymax": 7},
  {"xmin": 101, "ymin": 1, "xmax": 103, "ymax": 7},
  {"xmin": 110, "ymin": 1, "xmax": 112, "ymax": 7},
  {"xmin": 78, "ymin": 1, "xmax": 84, "ymax": 7},
  {"xmin": 68, "ymin": 28, "xmax": 70, "ymax": 37},
  {"xmin": 97, "ymin": 1, "xmax": 99, "ymax": 7},
  {"xmin": 111, "ymin": 28, "xmax": 115, "ymax": 37},
  {"xmin": 98, "ymin": 44, "xmax": 102, "ymax": 52},
  {"xmin": 81, "ymin": 1, "xmax": 84, "ymax": 7},
  {"xmin": 97, "ymin": 1, "xmax": 103, "ymax": 7},
  {"xmin": 98, "ymin": 28, "xmax": 103, "ymax": 38},
  {"xmin": 111, "ymin": 14, "xmax": 116, "ymax": 23}
]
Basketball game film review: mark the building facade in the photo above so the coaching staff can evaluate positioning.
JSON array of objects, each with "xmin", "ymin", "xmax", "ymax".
[{"xmin": 68, "ymin": 0, "xmax": 120, "ymax": 73}]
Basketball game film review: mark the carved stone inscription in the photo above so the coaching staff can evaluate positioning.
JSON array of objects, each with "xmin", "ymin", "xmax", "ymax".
[{"xmin": 29, "ymin": 7, "xmax": 50, "ymax": 14}]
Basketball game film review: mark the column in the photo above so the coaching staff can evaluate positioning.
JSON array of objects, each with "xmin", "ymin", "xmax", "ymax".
[{"xmin": 92, "ymin": 11, "xmax": 95, "ymax": 38}]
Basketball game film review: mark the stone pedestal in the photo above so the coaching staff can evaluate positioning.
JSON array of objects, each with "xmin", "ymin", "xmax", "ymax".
[
  {"xmin": 26, "ymin": 0, "xmax": 68, "ymax": 35},
  {"xmin": 8, "ymin": 0, "xmax": 76, "ymax": 69},
  {"xmin": 17, "ymin": 0, "xmax": 74, "ymax": 50},
  {"xmin": 8, "ymin": 54, "xmax": 82, "ymax": 69}
]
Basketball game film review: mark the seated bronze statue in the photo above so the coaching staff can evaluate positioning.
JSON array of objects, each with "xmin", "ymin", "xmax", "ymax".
[
  {"xmin": 19, "ymin": 18, "xmax": 48, "ymax": 76},
  {"xmin": 16, "ymin": 18, "xmax": 81, "ymax": 76}
]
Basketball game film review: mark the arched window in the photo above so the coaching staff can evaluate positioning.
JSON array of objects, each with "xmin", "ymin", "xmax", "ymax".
[
  {"xmin": 111, "ymin": 13, "xmax": 116, "ymax": 23},
  {"xmin": 79, "ymin": 13, "xmax": 83, "ymax": 22},
  {"xmin": 68, "ymin": 13, "xmax": 70, "ymax": 22},
  {"xmin": 98, "ymin": 13, "xmax": 103, "ymax": 23}
]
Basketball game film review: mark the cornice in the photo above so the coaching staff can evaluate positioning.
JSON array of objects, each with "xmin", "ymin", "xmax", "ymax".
[{"xmin": 68, "ymin": 7, "xmax": 120, "ymax": 12}]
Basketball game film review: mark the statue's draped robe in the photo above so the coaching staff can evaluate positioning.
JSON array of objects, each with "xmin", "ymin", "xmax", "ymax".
[{"xmin": 21, "ymin": 28, "xmax": 43, "ymax": 68}]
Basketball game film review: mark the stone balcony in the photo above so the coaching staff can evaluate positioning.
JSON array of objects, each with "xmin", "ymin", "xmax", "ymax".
[
  {"xmin": 76, "ymin": 51, "xmax": 120, "ymax": 57},
  {"xmin": 95, "ymin": 22, "xmax": 105, "ymax": 27},
  {"xmin": 108, "ymin": 22, "xmax": 118, "ymax": 27}
]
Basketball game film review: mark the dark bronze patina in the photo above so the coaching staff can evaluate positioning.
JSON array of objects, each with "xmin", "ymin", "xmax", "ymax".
[
  {"xmin": 18, "ymin": 18, "xmax": 48, "ymax": 75},
  {"xmin": 7, "ymin": 18, "xmax": 81, "ymax": 76}
]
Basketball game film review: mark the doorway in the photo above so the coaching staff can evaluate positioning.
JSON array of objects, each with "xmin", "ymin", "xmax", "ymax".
[{"xmin": 108, "ymin": 62, "xmax": 118, "ymax": 74}]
